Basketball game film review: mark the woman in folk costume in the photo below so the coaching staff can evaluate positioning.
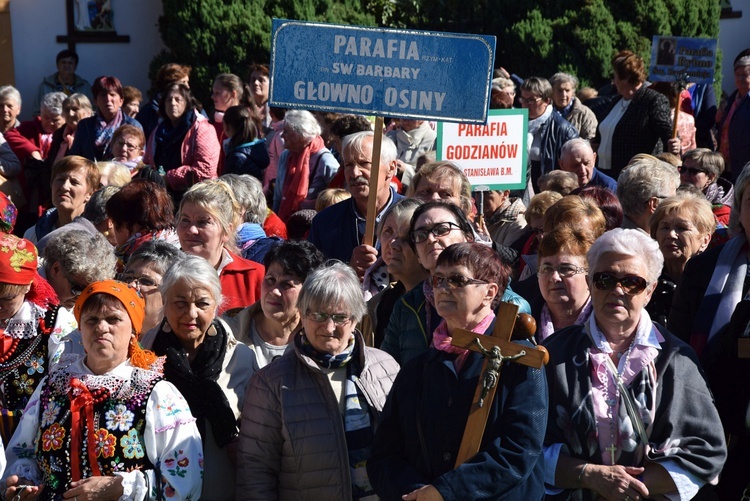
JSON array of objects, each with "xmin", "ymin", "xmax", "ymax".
[
  {"xmin": 0, "ymin": 234, "xmax": 78, "ymax": 445},
  {"xmin": 272, "ymin": 110, "xmax": 339, "ymax": 221},
  {"xmin": 4, "ymin": 280, "xmax": 203, "ymax": 500}
]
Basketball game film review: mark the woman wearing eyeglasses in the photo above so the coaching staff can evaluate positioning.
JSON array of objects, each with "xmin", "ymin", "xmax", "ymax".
[
  {"xmin": 535, "ymin": 227, "xmax": 595, "ymax": 342},
  {"xmin": 382, "ymin": 200, "xmax": 528, "ymax": 366},
  {"xmin": 237, "ymin": 261, "xmax": 399, "ymax": 500},
  {"xmin": 380, "ymin": 201, "xmax": 475, "ymax": 366},
  {"xmin": 542, "ymin": 228, "xmax": 726, "ymax": 501},
  {"xmin": 368, "ymin": 242, "xmax": 547, "ymax": 500}
]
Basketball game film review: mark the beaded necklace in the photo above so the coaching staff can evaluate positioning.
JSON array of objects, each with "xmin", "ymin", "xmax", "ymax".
[{"xmin": 602, "ymin": 338, "xmax": 635, "ymax": 465}]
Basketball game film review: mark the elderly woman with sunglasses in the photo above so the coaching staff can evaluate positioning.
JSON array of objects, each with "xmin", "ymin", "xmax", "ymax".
[
  {"xmin": 237, "ymin": 261, "xmax": 399, "ymax": 500},
  {"xmin": 368, "ymin": 242, "xmax": 547, "ymax": 500},
  {"xmin": 542, "ymin": 228, "xmax": 726, "ymax": 501}
]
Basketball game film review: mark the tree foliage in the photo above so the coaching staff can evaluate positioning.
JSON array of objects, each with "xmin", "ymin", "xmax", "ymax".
[
  {"xmin": 153, "ymin": 0, "xmax": 721, "ymax": 108},
  {"xmin": 367, "ymin": 0, "xmax": 720, "ymax": 89},
  {"xmin": 153, "ymin": 0, "xmax": 375, "ymax": 109}
]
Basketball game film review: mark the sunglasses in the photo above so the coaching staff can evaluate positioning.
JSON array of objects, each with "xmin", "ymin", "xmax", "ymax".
[
  {"xmin": 410, "ymin": 221, "xmax": 462, "ymax": 244},
  {"xmin": 592, "ymin": 272, "xmax": 649, "ymax": 295},
  {"xmin": 432, "ymin": 274, "xmax": 488, "ymax": 290},
  {"xmin": 306, "ymin": 311, "xmax": 351, "ymax": 325},
  {"xmin": 679, "ymin": 166, "xmax": 707, "ymax": 176},
  {"xmin": 538, "ymin": 264, "xmax": 587, "ymax": 278}
]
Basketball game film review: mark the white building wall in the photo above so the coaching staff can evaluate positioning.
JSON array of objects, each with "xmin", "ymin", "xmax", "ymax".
[
  {"xmin": 719, "ymin": 0, "xmax": 750, "ymax": 95},
  {"xmin": 10, "ymin": 0, "xmax": 164, "ymax": 120}
]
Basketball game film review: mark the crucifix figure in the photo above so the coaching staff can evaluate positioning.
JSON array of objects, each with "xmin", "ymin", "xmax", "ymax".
[
  {"xmin": 450, "ymin": 301, "xmax": 549, "ymax": 468},
  {"xmin": 474, "ymin": 339, "xmax": 526, "ymax": 407},
  {"xmin": 605, "ymin": 444, "xmax": 618, "ymax": 465}
]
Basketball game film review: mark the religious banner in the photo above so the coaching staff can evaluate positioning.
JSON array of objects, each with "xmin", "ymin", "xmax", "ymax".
[
  {"xmin": 649, "ymin": 36, "xmax": 717, "ymax": 85},
  {"xmin": 270, "ymin": 19, "xmax": 496, "ymax": 124},
  {"xmin": 436, "ymin": 109, "xmax": 528, "ymax": 190}
]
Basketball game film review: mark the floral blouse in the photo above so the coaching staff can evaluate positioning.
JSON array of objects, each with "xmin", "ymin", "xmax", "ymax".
[{"xmin": 4, "ymin": 358, "xmax": 203, "ymax": 500}]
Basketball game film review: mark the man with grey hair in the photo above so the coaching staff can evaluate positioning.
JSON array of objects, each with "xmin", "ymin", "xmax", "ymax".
[
  {"xmin": 309, "ymin": 131, "xmax": 401, "ymax": 278},
  {"xmin": 550, "ymin": 72, "xmax": 598, "ymax": 140},
  {"xmin": 617, "ymin": 157, "xmax": 680, "ymax": 232},
  {"xmin": 558, "ymin": 138, "xmax": 617, "ymax": 191},
  {"xmin": 42, "ymin": 229, "xmax": 117, "ymax": 310}
]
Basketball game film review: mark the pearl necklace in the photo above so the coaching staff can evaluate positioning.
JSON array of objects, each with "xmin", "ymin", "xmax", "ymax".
[{"xmin": 602, "ymin": 338, "xmax": 635, "ymax": 465}]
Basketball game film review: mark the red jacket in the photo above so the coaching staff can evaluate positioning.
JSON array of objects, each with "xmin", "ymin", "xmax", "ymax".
[
  {"xmin": 219, "ymin": 250, "xmax": 264, "ymax": 314},
  {"xmin": 4, "ymin": 119, "xmax": 45, "ymax": 164}
]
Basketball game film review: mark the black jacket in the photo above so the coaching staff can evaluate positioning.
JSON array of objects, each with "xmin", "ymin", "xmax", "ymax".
[
  {"xmin": 223, "ymin": 139, "xmax": 270, "ymax": 182},
  {"xmin": 594, "ymin": 86, "xmax": 672, "ymax": 178}
]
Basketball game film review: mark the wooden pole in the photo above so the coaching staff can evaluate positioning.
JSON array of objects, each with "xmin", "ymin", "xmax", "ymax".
[
  {"xmin": 363, "ymin": 116, "xmax": 385, "ymax": 246},
  {"xmin": 671, "ymin": 92, "xmax": 683, "ymax": 139}
]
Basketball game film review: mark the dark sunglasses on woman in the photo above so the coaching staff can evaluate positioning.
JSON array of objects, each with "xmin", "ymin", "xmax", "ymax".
[{"xmin": 592, "ymin": 272, "xmax": 648, "ymax": 295}]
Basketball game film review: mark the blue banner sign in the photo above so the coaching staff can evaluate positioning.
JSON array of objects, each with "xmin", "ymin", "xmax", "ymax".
[
  {"xmin": 270, "ymin": 19, "xmax": 496, "ymax": 123},
  {"xmin": 649, "ymin": 36, "xmax": 717, "ymax": 84}
]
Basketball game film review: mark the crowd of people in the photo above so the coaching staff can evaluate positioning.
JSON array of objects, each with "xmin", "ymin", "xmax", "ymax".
[{"xmin": 0, "ymin": 44, "xmax": 747, "ymax": 500}]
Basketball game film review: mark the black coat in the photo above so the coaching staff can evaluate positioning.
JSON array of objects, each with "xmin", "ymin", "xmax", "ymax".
[{"xmin": 594, "ymin": 86, "xmax": 672, "ymax": 178}]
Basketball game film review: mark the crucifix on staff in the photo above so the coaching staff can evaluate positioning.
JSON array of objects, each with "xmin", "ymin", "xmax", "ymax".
[{"xmin": 449, "ymin": 301, "xmax": 549, "ymax": 467}]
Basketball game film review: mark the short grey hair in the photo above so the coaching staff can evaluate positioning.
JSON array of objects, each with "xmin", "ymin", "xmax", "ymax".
[
  {"xmin": 520, "ymin": 77, "xmax": 552, "ymax": 100},
  {"xmin": 160, "ymin": 254, "xmax": 223, "ymax": 312},
  {"xmin": 41, "ymin": 92, "xmax": 67, "ymax": 116},
  {"xmin": 297, "ymin": 260, "xmax": 366, "ymax": 323},
  {"xmin": 343, "ymin": 131, "xmax": 398, "ymax": 169},
  {"xmin": 43, "ymin": 230, "xmax": 117, "ymax": 282},
  {"xmin": 549, "ymin": 72, "xmax": 579, "ymax": 90},
  {"xmin": 616, "ymin": 158, "xmax": 680, "ymax": 219},
  {"xmin": 560, "ymin": 138, "xmax": 594, "ymax": 158},
  {"xmin": 127, "ymin": 240, "xmax": 184, "ymax": 276},
  {"xmin": 221, "ymin": 173, "xmax": 266, "ymax": 224},
  {"xmin": 377, "ymin": 197, "xmax": 424, "ymax": 238},
  {"xmin": 587, "ymin": 228, "xmax": 663, "ymax": 284},
  {"xmin": 284, "ymin": 109, "xmax": 322, "ymax": 139},
  {"xmin": 83, "ymin": 186, "xmax": 121, "ymax": 224},
  {"xmin": 0, "ymin": 86, "xmax": 21, "ymax": 107}
]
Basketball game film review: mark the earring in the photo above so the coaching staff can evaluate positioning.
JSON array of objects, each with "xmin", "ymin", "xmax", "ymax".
[{"xmin": 162, "ymin": 322, "xmax": 172, "ymax": 333}]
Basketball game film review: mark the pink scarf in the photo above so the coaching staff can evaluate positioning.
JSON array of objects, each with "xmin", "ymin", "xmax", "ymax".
[
  {"xmin": 432, "ymin": 311, "xmax": 496, "ymax": 372},
  {"xmin": 278, "ymin": 135, "xmax": 325, "ymax": 221}
]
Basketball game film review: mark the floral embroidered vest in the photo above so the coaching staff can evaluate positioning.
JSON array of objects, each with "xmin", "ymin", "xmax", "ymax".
[
  {"xmin": 36, "ymin": 365, "xmax": 161, "ymax": 499},
  {"xmin": 0, "ymin": 305, "xmax": 59, "ymax": 444}
]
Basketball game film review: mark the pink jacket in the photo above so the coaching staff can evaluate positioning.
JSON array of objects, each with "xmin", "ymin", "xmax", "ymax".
[{"xmin": 145, "ymin": 111, "xmax": 220, "ymax": 191}]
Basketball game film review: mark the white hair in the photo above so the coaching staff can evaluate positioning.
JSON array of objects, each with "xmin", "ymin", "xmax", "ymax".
[
  {"xmin": 342, "ymin": 130, "xmax": 397, "ymax": 168},
  {"xmin": 587, "ymin": 228, "xmax": 663, "ymax": 284}
]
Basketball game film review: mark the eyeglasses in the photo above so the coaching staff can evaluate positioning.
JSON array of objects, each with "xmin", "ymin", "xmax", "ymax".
[
  {"xmin": 67, "ymin": 276, "xmax": 86, "ymax": 300},
  {"xmin": 592, "ymin": 272, "xmax": 649, "ymax": 295},
  {"xmin": 679, "ymin": 166, "xmax": 707, "ymax": 176},
  {"xmin": 538, "ymin": 264, "xmax": 587, "ymax": 278},
  {"xmin": 519, "ymin": 96, "xmax": 542, "ymax": 104},
  {"xmin": 410, "ymin": 222, "xmax": 462, "ymax": 244},
  {"xmin": 118, "ymin": 274, "xmax": 159, "ymax": 289},
  {"xmin": 432, "ymin": 274, "xmax": 489, "ymax": 290},
  {"xmin": 306, "ymin": 311, "xmax": 351, "ymax": 325},
  {"xmin": 115, "ymin": 139, "xmax": 141, "ymax": 151}
]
